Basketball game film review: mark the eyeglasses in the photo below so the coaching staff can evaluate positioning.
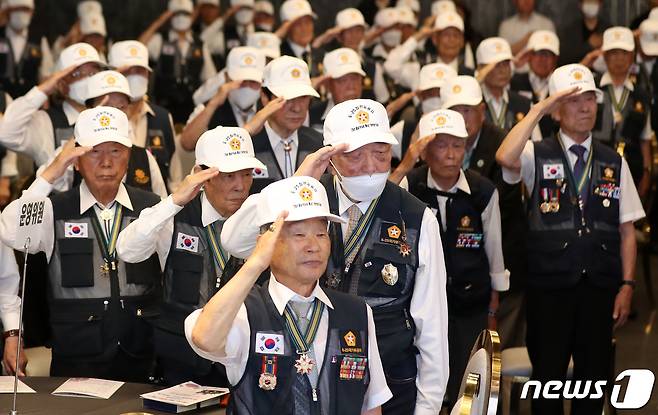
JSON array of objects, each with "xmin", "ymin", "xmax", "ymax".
[{"xmin": 69, "ymin": 65, "xmax": 100, "ymax": 80}]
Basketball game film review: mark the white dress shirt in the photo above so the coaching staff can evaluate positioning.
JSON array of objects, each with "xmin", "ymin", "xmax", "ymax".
[
  {"xmin": 184, "ymin": 274, "xmax": 393, "ymax": 411},
  {"xmin": 383, "ymin": 37, "xmax": 421, "ymax": 91},
  {"xmin": 501, "ymin": 130, "xmax": 646, "ymax": 224},
  {"xmin": 426, "ymin": 169, "xmax": 509, "ymax": 291},
  {"xmin": 599, "ymin": 71, "xmax": 653, "ymax": 141},
  {"xmin": 6, "ymin": 27, "xmax": 54, "ymax": 80},
  {"xmin": 0, "ymin": 87, "xmax": 79, "ymax": 167},
  {"xmin": 147, "ymin": 30, "xmax": 217, "ymax": 82},
  {"xmin": 0, "ymin": 177, "xmax": 133, "ymax": 260},
  {"xmin": 264, "ymin": 121, "xmax": 299, "ymax": 177},
  {"xmin": 528, "ymin": 71, "xmax": 549, "ymax": 101},
  {"xmin": 482, "ymin": 84, "xmax": 543, "ymax": 142},
  {"xmin": 0, "ymin": 239, "xmax": 21, "ymax": 331},
  {"xmin": 116, "ymin": 192, "xmax": 223, "ymax": 271},
  {"xmin": 220, "ymin": 180, "xmax": 450, "ymax": 414}
]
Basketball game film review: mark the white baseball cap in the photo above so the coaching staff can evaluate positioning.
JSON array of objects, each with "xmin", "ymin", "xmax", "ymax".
[
  {"xmin": 232, "ymin": 0, "xmax": 255, "ymax": 7},
  {"xmin": 86, "ymin": 70, "xmax": 130, "ymax": 102},
  {"xmin": 432, "ymin": 0, "xmax": 456, "ymax": 16},
  {"xmin": 80, "ymin": 13, "xmax": 106, "ymax": 37},
  {"xmin": 280, "ymin": 0, "xmax": 316, "ymax": 22},
  {"xmin": 247, "ymin": 32, "xmax": 281, "ymax": 59},
  {"xmin": 418, "ymin": 63, "xmax": 457, "ymax": 91},
  {"xmin": 77, "ymin": 0, "xmax": 101, "ymax": 17},
  {"xmin": 476, "ymin": 37, "xmax": 513, "ymax": 65},
  {"xmin": 5, "ymin": 0, "xmax": 34, "ymax": 9},
  {"xmin": 74, "ymin": 106, "xmax": 131, "ymax": 148},
  {"xmin": 602, "ymin": 26, "xmax": 635, "ymax": 52},
  {"xmin": 650, "ymin": 7, "xmax": 658, "ymax": 21},
  {"xmin": 169, "ymin": 0, "xmax": 193, "ymax": 13},
  {"xmin": 195, "ymin": 126, "xmax": 266, "ymax": 173},
  {"xmin": 257, "ymin": 176, "xmax": 344, "ymax": 225},
  {"xmin": 323, "ymin": 99, "xmax": 398, "ymax": 152},
  {"xmin": 419, "ymin": 109, "xmax": 468, "ymax": 139},
  {"xmin": 640, "ymin": 19, "xmax": 658, "ymax": 56},
  {"xmin": 397, "ymin": 6, "xmax": 417, "ymax": 26},
  {"xmin": 396, "ymin": 0, "xmax": 419, "ymax": 13},
  {"xmin": 527, "ymin": 30, "xmax": 560, "ymax": 55},
  {"xmin": 336, "ymin": 8, "xmax": 366, "ymax": 30},
  {"xmin": 262, "ymin": 56, "xmax": 319, "ymax": 99},
  {"xmin": 227, "ymin": 47, "xmax": 265, "ymax": 83},
  {"xmin": 441, "ymin": 75, "xmax": 483, "ymax": 109},
  {"xmin": 548, "ymin": 64, "xmax": 602, "ymax": 99},
  {"xmin": 254, "ymin": 1, "xmax": 274, "ymax": 14},
  {"xmin": 375, "ymin": 7, "xmax": 400, "ymax": 28},
  {"xmin": 323, "ymin": 48, "xmax": 365, "ymax": 79},
  {"xmin": 434, "ymin": 10, "xmax": 463, "ymax": 32},
  {"xmin": 56, "ymin": 42, "xmax": 103, "ymax": 71},
  {"xmin": 108, "ymin": 40, "xmax": 152, "ymax": 71},
  {"xmin": 197, "ymin": 0, "xmax": 220, "ymax": 6}
]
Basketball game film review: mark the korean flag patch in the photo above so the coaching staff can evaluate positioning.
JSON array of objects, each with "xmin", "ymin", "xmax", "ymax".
[
  {"xmin": 255, "ymin": 332, "xmax": 284, "ymax": 355},
  {"xmin": 252, "ymin": 167, "xmax": 269, "ymax": 178},
  {"xmin": 176, "ymin": 232, "xmax": 199, "ymax": 253},
  {"xmin": 542, "ymin": 163, "xmax": 565, "ymax": 180},
  {"xmin": 65, "ymin": 222, "xmax": 88, "ymax": 238}
]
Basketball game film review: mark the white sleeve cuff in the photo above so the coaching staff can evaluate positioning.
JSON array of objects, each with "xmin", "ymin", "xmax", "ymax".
[
  {"xmin": 25, "ymin": 87, "xmax": 48, "ymax": 108},
  {"xmin": 0, "ymin": 306, "xmax": 20, "ymax": 331},
  {"xmin": 365, "ymin": 386, "xmax": 393, "ymax": 411},
  {"xmin": 491, "ymin": 269, "xmax": 510, "ymax": 291},
  {"xmin": 501, "ymin": 166, "xmax": 522, "ymax": 184},
  {"xmin": 25, "ymin": 176, "xmax": 53, "ymax": 197}
]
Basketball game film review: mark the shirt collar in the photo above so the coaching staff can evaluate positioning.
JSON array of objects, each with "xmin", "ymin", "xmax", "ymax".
[
  {"xmin": 79, "ymin": 180, "xmax": 133, "ymax": 214},
  {"xmin": 201, "ymin": 191, "xmax": 226, "ymax": 227},
  {"xmin": 600, "ymin": 71, "xmax": 635, "ymax": 91},
  {"xmin": 288, "ymin": 40, "xmax": 310, "ymax": 58},
  {"xmin": 62, "ymin": 101, "xmax": 81, "ymax": 126},
  {"xmin": 427, "ymin": 168, "xmax": 470, "ymax": 194},
  {"xmin": 372, "ymin": 43, "xmax": 388, "ymax": 59},
  {"xmin": 264, "ymin": 121, "xmax": 299, "ymax": 149},
  {"xmin": 168, "ymin": 30, "xmax": 193, "ymax": 44},
  {"xmin": 267, "ymin": 273, "xmax": 334, "ymax": 315},
  {"xmin": 481, "ymin": 84, "xmax": 509, "ymax": 104},
  {"xmin": 438, "ymin": 57, "xmax": 459, "ymax": 71},
  {"xmin": 334, "ymin": 175, "xmax": 373, "ymax": 215},
  {"xmin": 141, "ymin": 101, "xmax": 155, "ymax": 117},
  {"xmin": 558, "ymin": 129, "xmax": 592, "ymax": 154},
  {"xmin": 6, "ymin": 27, "xmax": 26, "ymax": 40}
]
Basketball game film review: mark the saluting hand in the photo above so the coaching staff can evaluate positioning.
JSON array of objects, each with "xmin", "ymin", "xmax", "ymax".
[
  {"xmin": 37, "ymin": 64, "xmax": 78, "ymax": 96},
  {"xmin": 295, "ymin": 143, "xmax": 350, "ymax": 179},
  {"xmin": 244, "ymin": 97, "xmax": 286, "ymax": 136},
  {"xmin": 40, "ymin": 139, "xmax": 93, "ymax": 184},
  {"xmin": 171, "ymin": 167, "xmax": 220, "ymax": 207},
  {"xmin": 275, "ymin": 20, "xmax": 294, "ymax": 40},
  {"xmin": 209, "ymin": 80, "xmax": 242, "ymax": 109},
  {"xmin": 536, "ymin": 86, "xmax": 581, "ymax": 117},
  {"xmin": 246, "ymin": 211, "xmax": 288, "ymax": 273}
]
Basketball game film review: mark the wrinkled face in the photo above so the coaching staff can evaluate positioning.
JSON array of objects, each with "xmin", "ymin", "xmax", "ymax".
[
  {"xmin": 60, "ymin": 62, "xmax": 101, "ymax": 95},
  {"xmin": 338, "ymin": 25, "xmax": 365, "ymax": 50},
  {"xmin": 288, "ymin": 16, "xmax": 314, "ymax": 46},
  {"xmin": 76, "ymin": 142, "xmax": 130, "ymax": 194},
  {"xmin": 451, "ymin": 103, "xmax": 486, "ymax": 138},
  {"xmin": 331, "ymin": 142, "xmax": 392, "ymax": 177},
  {"xmin": 328, "ymin": 73, "xmax": 363, "ymax": 103},
  {"xmin": 82, "ymin": 34, "xmax": 106, "ymax": 53},
  {"xmin": 424, "ymin": 134, "xmax": 465, "ymax": 181},
  {"xmin": 432, "ymin": 27, "xmax": 464, "ymax": 62},
  {"xmin": 604, "ymin": 49, "xmax": 634, "ymax": 78},
  {"xmin": 483, "ymin": 60, "xmax": 512, "ymax": 89},
  {"xmin": 199, "ymin": 4, "xmax": 220, "ymax": 25},
  {"xmin": 204, "ymin": 168, "xmax": 253, "ymax": 217},
  {"xmin": 91, "ymin": 92, "xmax": 130, "ymax": 112},
  {"xmin": 270, "ymin": 218, "xmax": 331, "ymax": 284},
  {"xmin": 254, "ymin": 12, "xmax": 275, "ymax": 28},
  {"xmin": 553, "ymin": 91, "xmax": 598, "ymax": 135},
  {"xmin": 270, "ymin": 95, "xmax": 311, "ymax": 132},
  {"xmin": 529, "ymin": 50, "xmax": 558, "ymax": 79}
]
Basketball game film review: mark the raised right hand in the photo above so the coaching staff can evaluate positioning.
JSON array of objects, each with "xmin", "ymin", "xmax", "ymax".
[
  {"xmin": 171, "ymin": 167, "xmax": 220, "ymax": 206},
  {"xmin": 41, "ymin": 139, "xmax": 93, "ymax": 184},
  {"xmin": 37, "ymin": 64, "xmax": 77, "ymax": 96},
  {"xmin": 247, "ymin": 211, "xmax": 288, "ymax": 272}
]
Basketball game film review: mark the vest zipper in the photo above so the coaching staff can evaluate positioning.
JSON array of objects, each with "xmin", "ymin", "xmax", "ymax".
[
  {"xmin": 312, "ymin": 387, "xmax": 318, "ymax": 402},
  {"xmin": 403, "ymin": 308, "xmax": 412, "ymax": 330}
]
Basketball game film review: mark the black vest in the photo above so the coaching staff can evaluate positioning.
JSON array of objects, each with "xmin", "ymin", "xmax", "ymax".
[
  {"xmin": 320, "ymin": 176, "xmax": 425, "ymax": 369},
  {"xmin": 45, "ymin": 104, "xmax": 74, "ymax": 149},
  {"xmin": 484, "ymin": 90, "xmax": 532, "ymax": 133},
  {"xmin": 509, "ymin": 72, "xmax": 558, "ymax": 138},
  {"xmin": 361, "ymin": 56, "xmax": 377, "ymax": 100},
  {"xmin": 145, "ymin": 103, "xmax": 176, "ymax": 182},
  {"xmin": 48, "ymin": 185, "xmax": 161, "ymax": 361},
  {"xmin": 637, "ymin": 61, "xmax": 658, "ymax": 132},
  {"xmin": 72, "ymin": 146, "xmax": 153, "ymax": 192},
  {"xmin": 0, "ymin": 30, "xmax": 41, "ymax": 98},
  {"xmin": 250, "ymin": 126, "xmax": 323, "ymax": 193},
  {"xmin": 528, "ymin": 136, "xmax": 622, "ymax": 289},
  {"xmin": 407, "ymin": 167, "xmax": 494, "ymax": 315},
  {"xmin": 592, "ymin": 78, "xmax": 649, "ymax": 184},
  {"xmin": 208, "ymin": 100, "xmax": 240, "ymax": 130},
  {"xmin": 229, "ymin": 281, "xmax": 369, "ymax": 415}
]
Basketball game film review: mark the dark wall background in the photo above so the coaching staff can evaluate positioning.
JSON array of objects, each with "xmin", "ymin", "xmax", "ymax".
[{"xmin": 28, "ymin": 0, "xmax": 653, "ymax": 46}]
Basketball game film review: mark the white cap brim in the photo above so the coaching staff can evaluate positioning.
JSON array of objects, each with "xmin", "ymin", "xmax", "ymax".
[
  {"xmin": 342, "ymin": 132, "xmax": 398, "ymax": 152},
  {"xmin": 283, "ymin": 210, "xmax": 345, "ymax": 224},
  {"xmin": 269, "ymin": 83, "xmax": 319, "ymax": 99},
  {"xmin": 227, "ymin": 67, "xmax": 263, "ymax": 82},
  {"xmin": 442, "ymin": 95, "xmax": 482, "ymax": 109},
  {"xmin": 77, "ymin": 136, "xmax": 132, "ymax": 148},
  {"xmin": 329, "ymin": 66, "xmax": 366, "ymax": 79},
  {"xmin": 418, "ymin": 80, "xmax": 444, "ymax": 91},
  {"xmin": 640, "ymin": 38, "xmax": 658, "ymax": 56},
  {"xmin": 199, "ymin": 156, "xmax": 267, "ymax": 173},
  {"xmin": 602, "ymin": 42, "xmax": 634, "ymax": 52},
  {"xmin": 531, "ymin": 44, "xmax": 559, "ymax": 55}
]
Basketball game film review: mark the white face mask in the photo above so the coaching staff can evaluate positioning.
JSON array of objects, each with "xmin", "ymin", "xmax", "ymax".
[
  {"xmin": 126, "ymin": 74, "xmax": 149, "ymax": 101},
  {"xmin": 581, "ymin": 2, "xmax": 600, "ymax": 18},
  {"xmin": 421, "ymin": 97, "xmax": 442, "ymax": 114},
  {"xmin": 228, "ymin": 86, "xmax": 260, "ymax": 110},
  {"xmin": 381, "ymin": 29, "xmax": 402, "ymax": 48},
  {"xmin": 171, "ymin": 14, "xmax": 192, "ymax": 32},
  {"xmin": 9, "ymin": 11, "xmax": 31, "ymax": 31},
  {"xmin": 335, "ymin": 166, "xmax": 389, "ymax": 202},
  {"xmin": 257, "ymin": 22, "xmax": 274, "ymax": 32},
  {"xmin": 235, "ymin": 9, "xmax": 254, "ymax": 25},
  {"xmin": 68, "ymin": 78, "xmax": 89, "ymax": 105}
]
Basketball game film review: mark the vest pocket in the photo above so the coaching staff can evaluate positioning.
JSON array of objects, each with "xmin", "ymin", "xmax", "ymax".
[
  {"xmin": 170, "ymin": 251, "xmax": 203, "ymax": 304},
  {"xmin": 126, "ymin": 254, "xmax": 160, "ymax": 285},
  {"xmin": 360, "ymin": 246, "xmax": 411, "ymax": 297},
  {"xmin": 120, "ymin": 305, "xmax": 156, "ymax": 358},
  {"xmin": 50, "ymin": 310, "xmax": 104, "ymax": 357},
  {"xmin": 526, "ymin": 234, "xmax": 573, "ymax": 279},
  {"xmin": 58, "ymin": 238, "xmax": 94, "ymax": 287}
]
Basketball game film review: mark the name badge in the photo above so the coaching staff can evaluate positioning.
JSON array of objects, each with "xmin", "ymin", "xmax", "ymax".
[
  {"xmin": 65, "ymin": 222, "xmax": 88, "ymax": 238},
  {"xmin": 176, "ymin": 232, "xmax": 199, "ymax": 253},
  {"xmin": 543, "ymin": 164, "xmax": 565, "ymax": 180},
  {"xmin": 255, "ymin": 332, "xmax": 284, "ymax": 355}
]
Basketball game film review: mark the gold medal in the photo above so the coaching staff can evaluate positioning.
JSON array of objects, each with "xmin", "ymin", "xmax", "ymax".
[
  {"xmin": 550, "ymin": 202, "xmax": 560, "ymax": 213},
  {"xmin": 100, "ymin": 262, "xmax": 110, "ymax": 278},
  {"xmin": 540, "ymin": 202, "xmax": 551, "ymax": 214},
  {"xmin": 294, "ymin": 353, "xmax": 315, "ymax": 375},
  {"xmin": 381, "ymin": 263, "xmax": 399, "ymax": 286},
  {"xmin": 327, "ymin": 271, "xmax": 341, "ymax": 288},
  {"xmin": 399, "ymin": 242, "xmax": 411, "ymax": 257},
  {"xmin": 602, "ymin": 198, "xmax": 611, "ymax": 208},
  {"xmin": 613, "ymin": 110, "xmax": 623, "ymax": 125},
  {"xmin": 258, "ymin": 372, "xmax": 277, "ymax": 390}
]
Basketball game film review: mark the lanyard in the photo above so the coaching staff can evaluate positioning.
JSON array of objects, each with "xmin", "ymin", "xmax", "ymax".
[
  {"xmin": 343, "ymin": 197, "xmax": 380, "ymax": 270},
  {"xmin": 487, "ymin": 100, "xmax": 508, "ymax": 129},
  {"xmin": 606, "ymin": 84, "xmax": 630, "ymax": 113},
  {"xmin": 205, "ymin": 222, "xmax": 229, "ymax": 274},
  {"xmin": 89, "ymin": 204, "xmax": 123, "ymax": 261},
  {"xmin": 557, "ymin": 133, "xmax": 594, "ymax": 195},
  {"xmin": 283, "ymin": 298, "xmax": 325, "ymax": 354}
]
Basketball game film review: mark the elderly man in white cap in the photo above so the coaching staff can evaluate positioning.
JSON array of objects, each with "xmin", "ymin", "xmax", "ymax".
[
  {"xmin": 223, "ymin": 0, "xmax": 257, "ymax": 50},
  {"xmin": 186, "ymin": 175, "xmax": 391, "ymax": 414},
  {"xmin": 592, "ymin": 27, "xmax": 653, "ymax": 196},
  {"xmin": 0, "ymin": 42, "xmax": 102, "ymax": 168},
  {"xmin": 223, "ymin": 98, "xmax": 449, "ymax": 415},
  {"xmin": 277, "ymin": 0, "xmax": 322, "ymax": 77},
  {"xmin": 496, "ymin": 64, "xmax": 644, "ymax": 414},
  {"xmin": 247, "ymin": 31, "xmax": 281, "ymax": 62},
  {"xmin": 309, "ymin": 48, "xmax": 370, "ymax": 131},
  {"xmin": 366, "ymin": 7, "xmax": 406, "ymax": 103},
  {"xmin": 79, "ymin": 13, "xmax": 108, "ymax": 60},
  {"xmin": 254, "ymin": 0, "xmax": 275, "ymax": 32},
  {"xmin": 117, "ymin": 126, "xmax": 266, "ymax": 386},
  {"xmin": 139, "ymin": 0, "xmax": 217, "ymax": 124},
  {"xmin": 182, "ymin": 46, "xmax": 265, "ymax": 151},
  {"xmin": 404, "ymin": 108, "xmax": 508, "ymax": 406},
  {"xmin": 0, "ymin": 0, "xmax": 54, "ymax": 98},
  {"xmin": 0, "ymin": 106, "xmax": 163, "ymax": 381}
]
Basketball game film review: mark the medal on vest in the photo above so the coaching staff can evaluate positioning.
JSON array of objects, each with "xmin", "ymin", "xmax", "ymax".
[
  {"xmin": 603, "ymin": 198, "xmax": 611, "ymax": 208},
  {"xmin": 327, "ymin": 270, "xmax": 342, "ymax": 289},
  {"xmin": 381, "ymin": 263, "xmax": 398, "ymax": 286},
  {"xmin": 607, "ymin": 85, "xmax": 629, "ymax": 126},
  {"xmin": 540, "ymin": 188, "xmax": 551, "ymax": 214},
  {"xmin": 283, "ymin": 299, "xmax": 325, "ymax": 376},
  {"xmin": 90, "ymin": 205, "xmax": 123, "ymax": 278},
  {"xmin": 549, "ymin": 189, "xmax": 560, "ymax": 213},
  {"xmin": 294, "ymin": 353, "xmax": 314, "ymax": 375},
  {"xmin": 398, "ymin": 214, "xmax": 412, "ymax": 257},
  {"xmin": 258, "ymin": 356, "xmax": 278, "ymax": 390}
]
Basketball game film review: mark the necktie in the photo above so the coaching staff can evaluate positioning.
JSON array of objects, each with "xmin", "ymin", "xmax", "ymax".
[
  {"xmin": 289, "ymin": 300, "xmax": 316, "ymax": 414},
  {"xmin": 283, "ymin": 139, "xmax": 294, "ymax": 178},
  {"xmin": 569, "ymin": 144, "xmax": 588, "ymax": 204},
  {"xmin": 344, "ymin": 205, "xmax": 363, "ymax": 295}
]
